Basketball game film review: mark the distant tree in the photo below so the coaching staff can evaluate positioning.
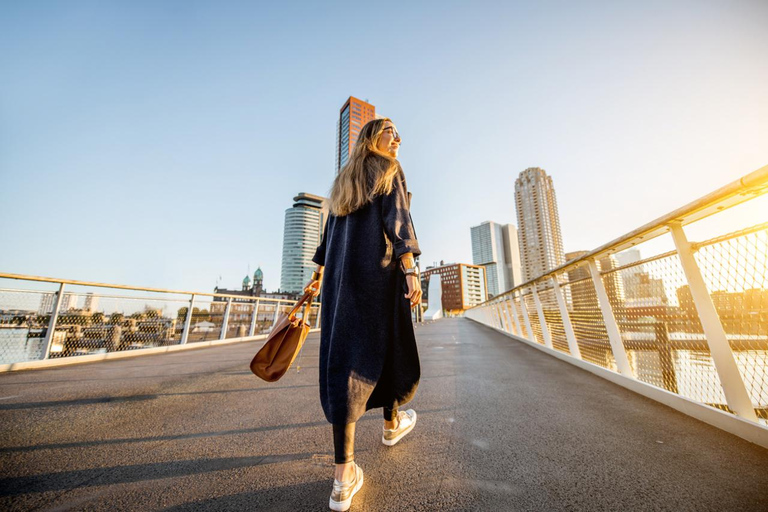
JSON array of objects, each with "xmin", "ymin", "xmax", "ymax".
[
  {"xmin": 110, "ymin": 312, "xmax": 125, "ymax": 325},
  {"xmin": 177, "ymin": 307, "xmax": 188, "ymax": 322},
  {"xmin": 145, "ymin": 309, "xmax": 160, "ymax": 319},
  {"xmin": 58, "ymin": 313, "xmax": 85, "ymax": 326},
  {"xmin": 91, "ymin": 312, "xmax": 105, "ymax": 325}
]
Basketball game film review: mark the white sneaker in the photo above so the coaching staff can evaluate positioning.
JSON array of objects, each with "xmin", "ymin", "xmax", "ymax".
[
  {"xmin": 329, "ymin": 462, "xmax": 364, "ymax": 511},
  {"xmin": 382, "ymin": 409, "xmax": 417, "ymax": 446}
]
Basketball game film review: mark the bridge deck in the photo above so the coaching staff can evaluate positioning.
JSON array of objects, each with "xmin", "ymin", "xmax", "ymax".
[{"xmin": 1, "ymin": 318, "xmax": 767, "ymax": 511}]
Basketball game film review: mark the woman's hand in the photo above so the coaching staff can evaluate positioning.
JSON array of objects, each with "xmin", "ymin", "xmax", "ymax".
[
  {"xmin": 404, "ymin": 274, "xmax": 422, "ymax": 309},
  {"xmin": 304, "ymin": 278, "xmax": 322, "ymax": 297}
]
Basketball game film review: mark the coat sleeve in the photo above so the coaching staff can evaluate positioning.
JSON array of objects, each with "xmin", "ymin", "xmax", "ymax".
[
  {"xmin": 382, "ymin": 171, "xmax": 421, "ymax": 259},
  {"xmin": 312, "ymin": 216, "xmax": 329, "ymax": 266}
]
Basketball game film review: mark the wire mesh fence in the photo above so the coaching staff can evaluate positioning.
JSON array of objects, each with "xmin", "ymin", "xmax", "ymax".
[
  {"xmin": 696, "ymin": 223, "xmax": 768, "ymax": 417},
  {"xmin": 503, "ymin": 298, "xmax": 522, "ymax": 337},
  {"xmin": 187, "ymin": 296, "xmax": 222, "ymax": 343},
  {"xmin": 601, "ymin": 252, "xmax": 729, "ymax": 412},
  {"xmin": 560, "ymin": 274, "xmax": 617, "ymax": 371},
  {"xmin": 537, "ymin": 285, "xmax": 569, "ymax": 354},
  {"xmin": 512, "ymin": 293, "xmax": 532, "ymax": 339},
  {"xmin": 522, "ymin": 290, "xmax": 545, "ymax": 345},
  {"xmin": 0, "ymin": 287, "xmax": 56, "ymax": 364},
  {"xmin": 0, "ymin": 276, "xmax": 319, "ymax": 366},
  {"xmin": 222, "ymin": 301, "xmax": 256, "ymax": 339}
]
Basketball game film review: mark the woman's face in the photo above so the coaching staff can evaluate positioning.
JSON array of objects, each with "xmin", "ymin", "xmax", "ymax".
[{"xmin": 376, "ymin": 121, "xmax": 401, "ymax": 158}]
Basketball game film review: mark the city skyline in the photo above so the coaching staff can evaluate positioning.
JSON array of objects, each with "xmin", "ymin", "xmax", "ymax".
[{"xmin": 1, "ymin": 1, "xmax": 766, "ymax": 294}]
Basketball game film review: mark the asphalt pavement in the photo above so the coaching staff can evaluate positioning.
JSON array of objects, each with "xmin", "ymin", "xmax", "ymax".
[{"xmin": 1, "ymin": 317, "xmax": 767, "ymax": 511}]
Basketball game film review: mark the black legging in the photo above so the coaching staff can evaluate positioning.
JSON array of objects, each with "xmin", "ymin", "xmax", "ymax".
[{"xmin": 333, "ymin": 407, "xmax": 398, "ymax": 464}]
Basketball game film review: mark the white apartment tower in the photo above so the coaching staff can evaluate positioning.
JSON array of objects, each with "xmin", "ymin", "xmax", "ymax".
[
  {"xmin": 280, "ymin": 193, "xmax": 328, "ymax": 294},
  {"xmin": 470, "ymin": 221, "xmax": 522, "ymax": 298},
  {"xmin": 515, "ymin": 167, "xmax": 566, "ymax": 282}
]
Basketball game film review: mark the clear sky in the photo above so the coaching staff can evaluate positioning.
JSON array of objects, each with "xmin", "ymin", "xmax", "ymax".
[{"xmin": 1, "ymin": 0, "xmax": 767, "ymax": 294}]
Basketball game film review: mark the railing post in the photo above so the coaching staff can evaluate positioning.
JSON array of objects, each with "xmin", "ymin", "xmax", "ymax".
[
  {"xmin": 314, "ymin": 302, "xmax": 322, "ymax": 329},
  {"xmin": 587, "ymin": 259, "xmax": 632, "ymax": 377},
  {"xmin": 270, "ymin": 300, "xmax": 282, "ymax": 332},
  {"xmin": 248, "ymin": 299, "xmax": 260, "ymax": 336},
  {"xmin": 670, "ymin": 223, "xmax": 757, "ymax": 421},
  {"xmin": 487, "ymin": 302, "xmax": 496, "ymax": 327},
  {"xmin": 518, "ymin": 291, "xmax": 535, "ymax": 341},
  {"xmin": 220, "ymin": 298, "xmax": 232, "ymax": 340},
  {"xmin": 506, "ymin": 296, "xmax": 523, "ymax": 337},
  {"xmin": 41, "ymin": 283, "xmax": 65, "ymax": 359},
  {"xmin": 496, "ymin": 302, "xmax": 507, "ymax": 331},
  {"xmin": 531, "ymin": 284, "xmax": 553, "ymax": 348},
  {"xmin": 180, "ymin": 294, "xmax": 195, "ymax": 345},
  {"xmin": 501, "ymin": 298, "xmax": 513, "ymax": 333},
  {"xmin": 552, "ymin": 277, "xmax": 581, "ymax": 359},
  {"xmin": 489, "ymin": 302, "xmax": 499, "ymax": 329}
]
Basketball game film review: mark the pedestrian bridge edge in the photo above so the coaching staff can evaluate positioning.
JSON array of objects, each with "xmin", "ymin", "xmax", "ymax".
[{"xmin": 464, "ymin": 316, "xmax": 768, "ymax": 450}]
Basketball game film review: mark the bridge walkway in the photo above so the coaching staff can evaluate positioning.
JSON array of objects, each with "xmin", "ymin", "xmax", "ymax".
[{"xmin": 1, "ymin": 318, "xmax": 767, "ymax": 511}]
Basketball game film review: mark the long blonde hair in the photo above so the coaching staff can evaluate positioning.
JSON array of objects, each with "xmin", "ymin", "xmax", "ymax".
[{"xmin": 327, "ymin": 118, "xmax": 401, "ymax": 216}]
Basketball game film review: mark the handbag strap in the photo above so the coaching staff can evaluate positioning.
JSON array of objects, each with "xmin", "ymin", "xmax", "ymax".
[
  {"xmin": 301, "ymin": 299, "xmax": 313, "ymax": 326},
  {"xmin": 287, "ymin": 290, "xmax": 315, "ymax": 324}
]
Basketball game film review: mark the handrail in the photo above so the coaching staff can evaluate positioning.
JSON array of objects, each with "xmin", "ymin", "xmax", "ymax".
[{"xmin": 0, "ymin": 272, "xmax": 296, "ymax": 303}]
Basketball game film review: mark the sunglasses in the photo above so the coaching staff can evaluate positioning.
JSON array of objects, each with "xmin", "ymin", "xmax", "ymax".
[{"xmin": 382, "ymin": 126, "xmax": 401, "ymax": 140}]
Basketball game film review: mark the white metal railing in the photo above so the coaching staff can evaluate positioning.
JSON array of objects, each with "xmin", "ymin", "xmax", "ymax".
[
  {"xmin": 466, "ymin": 165, "xmax": 768, "ymax": 426},
  {"xmin": 0, "ymin": 274, "xmax": 321, "ymax": 365}
]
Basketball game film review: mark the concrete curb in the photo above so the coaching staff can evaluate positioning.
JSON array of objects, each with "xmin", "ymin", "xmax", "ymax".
[
  {"xmin": 0, "ymin": 328, "xmax": 321, "ymax": 372},
  {"xmin": 466, "ymin": 317, "xmax": 768, "ymax": 450}
]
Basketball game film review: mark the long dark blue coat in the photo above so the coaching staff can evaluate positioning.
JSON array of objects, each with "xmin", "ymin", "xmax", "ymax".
[{"xmin": 312, "ymin": 168, "xmax": 421, "ymax": 425}]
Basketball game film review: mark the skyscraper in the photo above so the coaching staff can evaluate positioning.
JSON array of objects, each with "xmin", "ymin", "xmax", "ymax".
[
  {"xmin": 336, "ymin": 97, "xmax": 376, "ymax": 172},
  {"xmin": 280, "ymin": 193, "xmax": 328, "ymax": 294},
  {"xmin": 470, "ymin": 220, "xmax": 522, "ymax": 298},
  {"xmin": 501, "ymin": 223, "xmax": 524, "ymax": 289},
  {"xmin": 515, "ymin": 167, "xmax": 566, "ymax": 282}
]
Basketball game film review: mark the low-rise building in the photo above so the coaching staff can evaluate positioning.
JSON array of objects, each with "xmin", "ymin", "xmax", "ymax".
[{"xmin": 421, "ymin": 263, "xmax": 487, "ymax": 315}]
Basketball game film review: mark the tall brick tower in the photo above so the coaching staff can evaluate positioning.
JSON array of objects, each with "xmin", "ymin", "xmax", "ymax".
[{"xmin": 336, "ymin": 96, "xmax": 376, "ymax": 172}]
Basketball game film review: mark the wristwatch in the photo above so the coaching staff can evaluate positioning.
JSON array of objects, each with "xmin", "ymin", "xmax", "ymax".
[{"xmin": 403, "ymin": 265, "xmax": 419, "ymax": 277}]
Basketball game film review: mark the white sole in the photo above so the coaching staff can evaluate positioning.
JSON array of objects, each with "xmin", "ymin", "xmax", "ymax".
[
  {"xmin": 329, "ymin": 468, "xmax": 364, "ymax": 511},
  {"xmin": 381, "ymin": 411, "xmax": 417, "ymax": 446}
]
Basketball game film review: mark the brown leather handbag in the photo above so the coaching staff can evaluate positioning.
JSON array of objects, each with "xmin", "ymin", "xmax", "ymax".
[{"xmin": 250, "ymin": 290, "xmax": 314, "ymax": 382}]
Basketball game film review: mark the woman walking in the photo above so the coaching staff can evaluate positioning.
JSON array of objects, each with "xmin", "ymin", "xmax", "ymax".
[{"xmin": 304, "ymin": 117, "xmax": 422, "ymax": 511}]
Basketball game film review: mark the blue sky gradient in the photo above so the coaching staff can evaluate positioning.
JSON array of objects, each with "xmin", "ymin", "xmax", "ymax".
[{"xmin": 1, "ymin": 0, "xmax": 767, "ymax": 293}]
